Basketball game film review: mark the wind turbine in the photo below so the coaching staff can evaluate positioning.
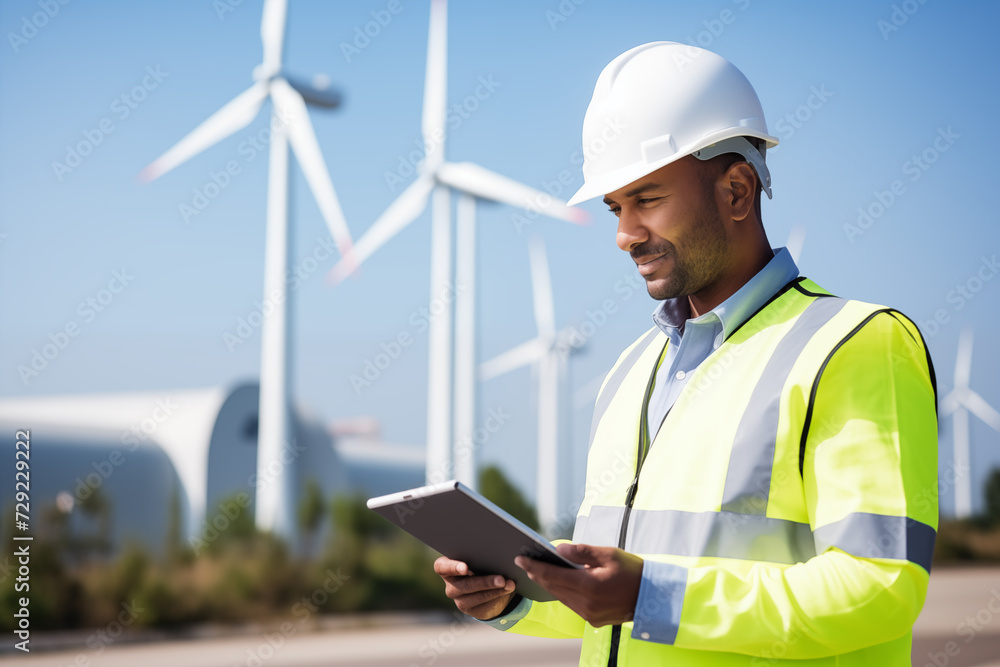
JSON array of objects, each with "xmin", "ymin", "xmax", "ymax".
[
  {"xmin": 479, "ymin": 237, "xmax": 584, "ymax": 534},
  {"xmin": 325, "ymin": 0, "xmax": 587, "ymax": 490},
  {"xmin": 140, "ymin": 0, "xmax": 354, "ymax": 539},
  {"xmin": 941, "ymin": 327, "xmax": 1000, "ymax": 518}
]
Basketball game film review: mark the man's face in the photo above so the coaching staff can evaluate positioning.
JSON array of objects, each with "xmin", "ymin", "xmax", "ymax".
[{"xmin": 603, "ymin": 157, "xmax": 729, "ymax": 301}]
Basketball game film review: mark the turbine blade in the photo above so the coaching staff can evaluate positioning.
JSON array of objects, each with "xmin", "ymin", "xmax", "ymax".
[
  {"xmin": 528, "ymin": 236, "xmax": 556, "ymax": 338},
  {"xmin": 261, "ymin": 0, "xmax": 288, "ymax": 75},
  {"xmin": 436, "ymin": 162, "xmax": 589, "ymax": 224},
  {"xmin": 422, "ymin": 0, "xmax": 448, "ymax": 164},
  {"xmin": 272, "ymin": 79, "xmax": 354, "ymax": 258},
  {"xmin": 965, "ymin": 390, "xmax": 1000, "ymax": 431},
  {"xmin": 140, "ymin": 82, "xmax": 268, "ymax": 182},
  {"xmin": 479, "ymin": 338, "xmax": 547, "ymax": 381},
  {"xmin": 955, "ymin": 326, "xmax": 973, "ymax": 389},
  {"xmin": 785, "ymin": 223, "xmax": 806, "ymax": 264},
  {"xmin": 325, "ymin": 174, "xmax": 435, "ymax": 286}
]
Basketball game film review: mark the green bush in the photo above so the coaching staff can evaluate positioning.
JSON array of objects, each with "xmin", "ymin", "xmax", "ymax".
[
  {"xmin": 479, "ymin": 464, "xmax": 539, "ymax": 530},
  {"xmin": 984, "ymin": 468, "xmax": 1000, "ymax": 528},
  {"xmin": 327, "ymin": 494, "xmax": 449, "ymax": 612},
  {"xmin": 0, "ymin": 491, "xmax": 453, "ymax": 633}
]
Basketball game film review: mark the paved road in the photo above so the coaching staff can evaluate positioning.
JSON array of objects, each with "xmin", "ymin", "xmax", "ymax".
[
  {"xmin": 4, "ymin": 567, "xmax": 998, "ymax": 667},
  {"xmin": 911, "ymin": 567, "xmax": 1000, "ymax": 667},
  {"xmin": 3, "ymin": 622, "xmax": 581, "ymax": 667}
]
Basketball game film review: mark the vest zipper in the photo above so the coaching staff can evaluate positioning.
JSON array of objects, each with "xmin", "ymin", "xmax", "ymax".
[{"xmin": 607, "ymin": 341, "xmax": 668, "ymax": 667}]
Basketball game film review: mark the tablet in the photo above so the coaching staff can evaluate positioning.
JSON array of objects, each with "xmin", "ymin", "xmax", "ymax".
[{"xmin": 367, "ymin": 480, "xmax": 581, "ymax": 602}]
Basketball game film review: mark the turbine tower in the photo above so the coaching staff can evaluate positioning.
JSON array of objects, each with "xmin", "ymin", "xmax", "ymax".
[
  {"xmin": 326, "ymin": 0, "xmax": 587, "ymax": 490},
  {"xmin": 141, "ymin": 0, "xmax": 354, "ymax": 539},
  {"xmin": 941, "ymin": 327, "xmax": 1000, "ymax": 518},
  {"xmin": 479, "ymin": 237, "xmax": 585, "ymax": 534}
]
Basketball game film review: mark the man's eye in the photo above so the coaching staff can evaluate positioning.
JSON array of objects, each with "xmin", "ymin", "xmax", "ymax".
[
  {"xmin": 608, "ymin": 207, "xmax": 621, "ymax": 216},
  {"xmin": 638, "ymin": 197, "xmax": 661, "ymax": 205}
]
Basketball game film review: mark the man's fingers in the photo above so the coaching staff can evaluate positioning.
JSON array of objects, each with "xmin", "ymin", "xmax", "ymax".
[
  {"xmin": 432, "ymin": 557, "xmax": 519, "ymax": 620},
  {"xmin": 556, "ymin": 542, "xmax": 604, "ymax": 566},
  {"xmin": 433, "ymin": 556, "xmax": 471, "ymax": 577},
  {"xmin": 452, "ymin": 586, "xmax": 515, "ymax": 613},
  {"xmin": 513, "ymin": 547, "xmax": 643, "ymax": 627},
  {"xmin": 556, "ymin": 542, "xmax": 619, "ymax": 569},
  {"xmin": 516, "ymin": 555, "xmax": 583, "ymax": 590},
  {"xmin": 444, "ymin": 574, "xmax": 514, "ymax": 600},
  {"xmin": 435, "ymin": 556, "xmax": 517, "ymax": 606},
  {"xmin": 517, "ymin": 555, "xmax": 568, "ymax": 578}
]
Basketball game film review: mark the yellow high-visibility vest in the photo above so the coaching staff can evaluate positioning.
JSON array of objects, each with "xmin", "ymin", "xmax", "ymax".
[{"xmin": 500, "ymin": 278, "xmax": 938, "ymax": 666}]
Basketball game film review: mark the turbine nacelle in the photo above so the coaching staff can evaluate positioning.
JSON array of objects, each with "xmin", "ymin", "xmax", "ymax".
[
  {"xmin": 554, "ymin": 327, "xmax": 587, "ymax": 357},
  {"xmin": 283, "ymin": 74, "xmax": 342, "ymax": 109},
  {"xmin": 251, "ymin": 65, "xmax": 343, "ymax": 110}
]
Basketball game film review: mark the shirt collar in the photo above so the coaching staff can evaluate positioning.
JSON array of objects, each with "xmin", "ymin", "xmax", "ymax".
[{"xmin": 651, "ymin": 247, "xmax": 800, "ymax": 341}]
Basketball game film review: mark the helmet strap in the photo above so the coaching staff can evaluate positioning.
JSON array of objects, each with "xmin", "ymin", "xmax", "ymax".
[{"xmin": 692, "ymin": 136, "xmax": 772, "ymax": 199}]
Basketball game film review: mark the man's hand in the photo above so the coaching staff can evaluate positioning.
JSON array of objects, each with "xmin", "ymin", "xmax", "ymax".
[
  {"xmin": 434, "ymin": 557, "xmax": 517, "ymax": 620},
  {"xmin": 516, "ymin": 543, "xmax": 643, "ymax": 627}
]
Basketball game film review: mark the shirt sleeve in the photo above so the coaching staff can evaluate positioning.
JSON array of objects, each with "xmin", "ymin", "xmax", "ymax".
[
  {"xmin": 630, "ymin": 311, "xmax": 938, "ymax": 658},
  {"xmin": 476, "ymin": 594, "xmax": 533, "ymax": 630},
  {"xmin": 632, "ymin": 560, "xmax": 687, "ymax": 643}
]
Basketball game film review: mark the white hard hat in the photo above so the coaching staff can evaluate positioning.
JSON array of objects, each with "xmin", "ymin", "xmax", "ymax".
[{"xmin": 567, "ymin": 42, "xmax": 779, "ymax": 206}]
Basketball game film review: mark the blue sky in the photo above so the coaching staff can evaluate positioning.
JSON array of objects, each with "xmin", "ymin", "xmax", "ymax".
[{"xmin": 2, "ymin": 0, "xmax": 998, "ymax": 515}]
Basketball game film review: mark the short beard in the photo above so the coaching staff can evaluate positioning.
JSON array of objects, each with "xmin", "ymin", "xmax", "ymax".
[{"xmin": 633, "ymin": 197, "xmax": 728, "ymax": 301}]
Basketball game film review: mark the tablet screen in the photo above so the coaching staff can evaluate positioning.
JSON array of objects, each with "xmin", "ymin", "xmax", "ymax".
[{"xmin": 367, "ymin": 480, "xmax": 580, "ymax": 602}]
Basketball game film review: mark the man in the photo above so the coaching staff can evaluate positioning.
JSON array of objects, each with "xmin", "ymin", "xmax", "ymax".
[{"xmin": 434, "ymin": 42, "xmax": 938, "ymax": 665}]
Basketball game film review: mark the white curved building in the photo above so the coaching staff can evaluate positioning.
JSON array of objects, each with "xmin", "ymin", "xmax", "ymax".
[{"xmin": 0, "ymin": 382, "xmax": 422, "ymax": 555}]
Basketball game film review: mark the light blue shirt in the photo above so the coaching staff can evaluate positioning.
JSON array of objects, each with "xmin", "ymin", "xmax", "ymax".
[
  {"xmin": 646, "ymin": 247, "xmax": 800, "ymax": 440},
  {"xmin": 482, "ymin": 247, "xmax": 801, "ymax": 643}
]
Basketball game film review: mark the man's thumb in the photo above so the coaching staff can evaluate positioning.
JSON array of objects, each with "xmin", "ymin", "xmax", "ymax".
[{"xmin": 556, "ymin": 542, "xmax": 603, "ymax": 566}]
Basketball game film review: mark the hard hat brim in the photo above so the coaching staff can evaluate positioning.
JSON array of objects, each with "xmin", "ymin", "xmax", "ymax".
[{"xmin": 567, "ymin": 129, "xmax": 779, "ymax": 206}]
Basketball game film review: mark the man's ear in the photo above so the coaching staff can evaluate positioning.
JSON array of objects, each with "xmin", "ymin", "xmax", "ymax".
[{"xmin": 724, "ymin": 161, "xmax": 757, "ymax": 222}]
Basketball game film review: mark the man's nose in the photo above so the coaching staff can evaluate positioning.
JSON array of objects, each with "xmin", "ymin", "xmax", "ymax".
[{"xmin": 616, "ymin": 209, "xmax": 647, "ymax": 253}]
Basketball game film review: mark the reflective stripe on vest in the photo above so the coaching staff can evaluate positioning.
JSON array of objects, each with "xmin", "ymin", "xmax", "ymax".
[
  {"xmin": 720, "ymin": 295, "xmax": 846, "ymax": 515},
  {"xmin": 575, "ymin": 506, "xmax": 935, "ymax": 570},
  {"xmin": 575, "ymin": 505, "xmax": 814, "ymax": 564}
]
